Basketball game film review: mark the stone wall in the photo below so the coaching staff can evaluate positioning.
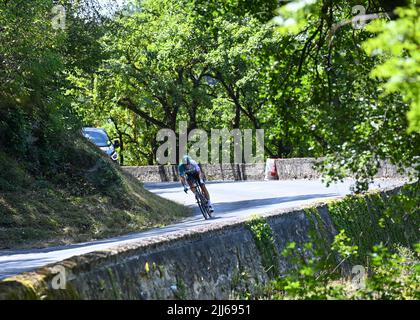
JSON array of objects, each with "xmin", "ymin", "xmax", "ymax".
[
  {"xmin": 274, "ymin": 158, "xmax": 322, "ymax": 180},
  {"xmin": 274, "ymin": 158, "xmax": 407, "ymax": 180},
  {"xmin": 122, "ymin": 163, "xmax": 266, "ymax": 182},
  {"xmin": 122, "ymin": 158, "xmax": 405, "ymax": 182}
]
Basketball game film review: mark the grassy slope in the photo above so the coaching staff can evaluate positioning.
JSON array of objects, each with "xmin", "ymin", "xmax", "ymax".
[{"xmin": 0, "ymin": 139, "xmax": 190, "ymax": 249}]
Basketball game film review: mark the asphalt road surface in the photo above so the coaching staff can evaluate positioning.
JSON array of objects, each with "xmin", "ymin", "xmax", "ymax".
[{"xmin": 0, "ymin": 179, "xmax": 404, "ymax": 280}]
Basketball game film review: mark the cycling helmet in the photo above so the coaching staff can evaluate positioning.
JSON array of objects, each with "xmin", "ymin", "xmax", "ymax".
[{"xmin": 182, "ymin": 155, "xmax": 192, "ymax": 164}]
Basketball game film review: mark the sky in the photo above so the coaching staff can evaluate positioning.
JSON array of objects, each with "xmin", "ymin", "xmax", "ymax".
[
  {"xmin": 98, "ymin": 0, "xmax": 126, "ymax": 7},
  {"xmin": 96, "ymin": 0, "xmax": 128, "ymax": 16}
]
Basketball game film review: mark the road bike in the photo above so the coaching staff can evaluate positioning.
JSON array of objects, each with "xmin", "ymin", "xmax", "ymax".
[{"xmin": 184, "ymin": 175, "xmax": 212, "ymax": 220}]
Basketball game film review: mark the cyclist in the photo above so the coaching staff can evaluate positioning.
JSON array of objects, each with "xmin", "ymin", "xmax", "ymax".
[{"xmin": 179, "ymin": 155, "xmax": 214, "ymax": 213}]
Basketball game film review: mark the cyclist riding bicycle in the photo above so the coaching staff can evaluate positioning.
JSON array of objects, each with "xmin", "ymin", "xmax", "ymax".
[{"xmin": 179, "ymin": 155, "xmax": 214, "ymax": 213}]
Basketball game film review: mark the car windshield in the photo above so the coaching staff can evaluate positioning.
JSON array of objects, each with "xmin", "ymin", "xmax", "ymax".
[{"xmin": 83, "ymin": 130, "xmax": 110, "ymax": 147}]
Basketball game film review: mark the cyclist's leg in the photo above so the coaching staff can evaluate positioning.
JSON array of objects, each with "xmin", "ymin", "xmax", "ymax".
[
  {"xmin": 200, "ymin": 183, "xmax": 214, "ymax": 212},
  {"xmin": 195, "ymin": 173, "xmax": 206, "ymax": 198},
  {"xmin": 201, "ymin": 184, "xmax": 210, "ymax": 201},
  {"xmin": 187, "ymin": 175, "xmax": 197, "ymax": 193},
  {"xmin": 197, "ymin": 174, "xmax": 213, "ymax": 211}
]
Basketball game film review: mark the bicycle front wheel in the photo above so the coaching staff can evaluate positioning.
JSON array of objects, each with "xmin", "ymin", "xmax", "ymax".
[{"xmin": 196, "ymin": 193, "xmax": 209, "ymax": 220}]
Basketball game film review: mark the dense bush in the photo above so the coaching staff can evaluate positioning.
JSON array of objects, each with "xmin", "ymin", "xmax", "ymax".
[
  {"xmin": 264, "ymin": 238, "xmax": 419, "ymax": 300},
  {"xmin": 241, "ymin": 184, "xmax": 420, "ymax": 300}
]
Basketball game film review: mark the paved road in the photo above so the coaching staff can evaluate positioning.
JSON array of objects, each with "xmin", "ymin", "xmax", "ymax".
[{"xmin": 0, "ymin": 179, "xmax": 404, "ymax": 280}]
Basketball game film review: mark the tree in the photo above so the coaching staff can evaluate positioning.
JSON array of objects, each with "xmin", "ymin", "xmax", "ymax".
[
  {"xmin": 272, "ymin": 0, "xmax": 419, "ymax": 190},
  {"xmin": 362, "ymin": 4, "xmax": 420, "ymax": 134},
  {"xmin": 70, "ymin": 0, "xmax": 285, "ymax": 164},
  {"xmin": 0, "ymin": 0, "xmax": 115, "ymax": 172}
]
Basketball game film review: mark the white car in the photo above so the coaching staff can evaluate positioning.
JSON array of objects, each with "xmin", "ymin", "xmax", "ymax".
[{"xmin": 82, "ymin": 127, "xmax": 119, "ymax": 163}]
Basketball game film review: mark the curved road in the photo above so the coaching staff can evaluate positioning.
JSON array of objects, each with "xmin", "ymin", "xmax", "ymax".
[{"xmin": 0, "ymin": 179, "xmax": 404, "ymax": 280}]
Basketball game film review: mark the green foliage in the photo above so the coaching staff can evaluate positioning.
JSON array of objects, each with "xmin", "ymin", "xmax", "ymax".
[
  {"xmin": 246, "ymin": 216, "xmax": 279, "ymax": 278},
  {"xmin": 331, "ymin": 230, "xmax": 358, "ymax": 260},
  {"xmin": 68, "ymin": 0, "xmax": 283, "ymax": 164},
  {"xmin": 0, "ymin": 152, "xmax": 32, "ymax": 192},
  {"xmin": 85, "ymin": 157, "xmax": 123, "ymax": 192},
  {"xmin": 174, "ymin": 278, "xmax": 188, "ymax": 300},
  {"xmin": 0, "ymin": 0, "xmax": 109, "ymax": 173},
  {"xmin": 363, "ymin": 3, "xmax": 420, "ymax": 134},
  {"xmin": 252, "ymin": 183, "xmax": 420, "ymax": 300},
  {"xmin": 0, "ymin": 143, "xmax": 190, "ymax": 249},
  {"xmin": 0, "ymin": 1, "xmax": 69, "ymax": 159},
  {"xmin": 0, "ymin": 0, "xmax": 192, "ymax": 250},
  {"xmin": 326, "ymin": 183, "xmax": 420, "ymax": 263},
  {"xmin": 272, "ymin": 0, "xmax": 420, "ymax": 190},
  {"xmin": 61, "ymin": 0, "xmax": 420, "ymax": 190},
  {"xmin": 263, "ymin": 238, "xmax": 419, "ymax": 300},
  {"xmin": 1, "ymin": 0, "xmax": 418, "ymax": 184},
  {"xmin": 357, "ymin": 244, "xmax": 420, "ymax": 300}
]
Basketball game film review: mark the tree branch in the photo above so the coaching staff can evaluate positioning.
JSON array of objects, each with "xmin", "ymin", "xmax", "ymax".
[{"xmin": 118, "ymin": 97, "xmax": 167, "ymax": 128}]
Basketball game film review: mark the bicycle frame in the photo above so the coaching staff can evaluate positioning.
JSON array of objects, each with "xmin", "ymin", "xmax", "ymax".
[{"xmin": 187, "ymin": 176, "xmax": 212, "ymax": 220}]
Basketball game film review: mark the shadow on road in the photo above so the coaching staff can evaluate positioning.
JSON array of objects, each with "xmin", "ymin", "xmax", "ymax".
[{"xmin": 212, "ymin": 193, "xmax": 338, "ymax": 215}]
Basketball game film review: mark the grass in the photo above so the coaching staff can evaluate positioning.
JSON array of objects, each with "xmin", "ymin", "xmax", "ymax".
[{"xmin": 0, "ymin": 140, "xmax": 191, "ymax": 249}]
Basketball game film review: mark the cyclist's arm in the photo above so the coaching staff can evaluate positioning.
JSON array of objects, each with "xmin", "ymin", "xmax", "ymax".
[{"xmin": 178, "ymin": 164, "xmax": 188, "ymax": 188}]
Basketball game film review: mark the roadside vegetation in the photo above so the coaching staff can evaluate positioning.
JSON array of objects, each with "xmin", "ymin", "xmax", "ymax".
[
  {"xmin": 241, "ymin": 183, "xmax": 419, "ymax": 300},
  {"xmin": 0, "ymin": 142, "xmax": 189, "ymax": 249},
  {"xmin": 263, "ymin": 239, "xmax": 420, "ymax": 300},
  {"xmin": 0, "ymin": 0, "xmax": 418, "ymax": 297},
  {"xmin": 0, "ymin": 1, "xmax": 190, "ymax": 249}
]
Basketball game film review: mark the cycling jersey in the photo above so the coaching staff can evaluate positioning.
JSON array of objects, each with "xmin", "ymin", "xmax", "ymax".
[{"xmin": 178, "ymin": 159, "xmax": 201, "ymax": 177}]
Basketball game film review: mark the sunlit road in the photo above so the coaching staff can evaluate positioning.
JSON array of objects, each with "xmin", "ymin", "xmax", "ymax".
[{"xmin": 0, "ymin": 179, "xmax": 404, "ymax": 280}]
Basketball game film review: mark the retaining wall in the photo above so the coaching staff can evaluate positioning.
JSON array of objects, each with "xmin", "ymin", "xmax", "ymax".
[{"xmin": 122, "ymin": 158, "xmax": 405, "ymax": 182}]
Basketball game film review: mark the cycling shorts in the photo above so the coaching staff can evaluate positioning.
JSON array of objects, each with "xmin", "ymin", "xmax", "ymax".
[{"xmin": 186, "ymin": 171, "xmax": 204, "ymax": 186}]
